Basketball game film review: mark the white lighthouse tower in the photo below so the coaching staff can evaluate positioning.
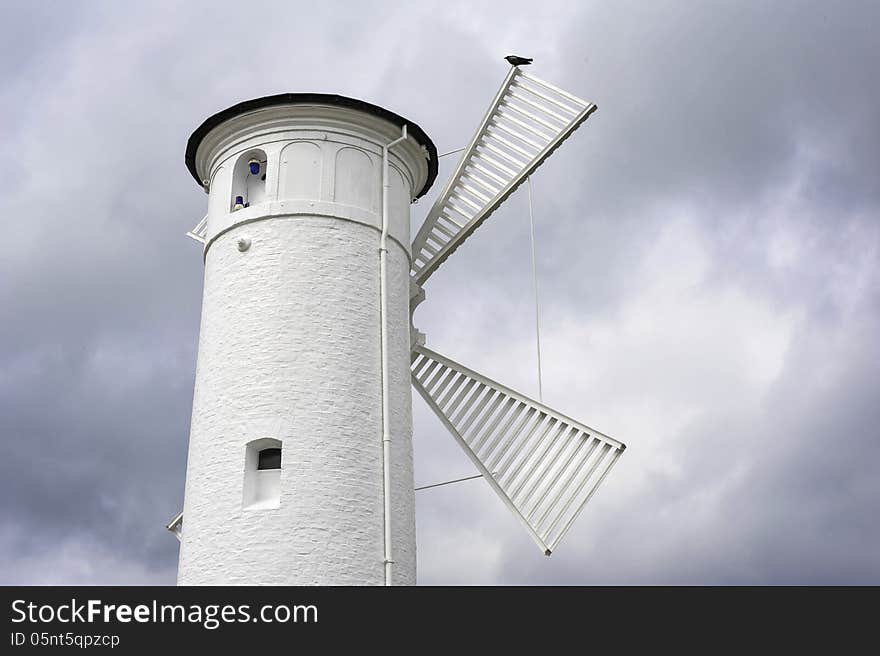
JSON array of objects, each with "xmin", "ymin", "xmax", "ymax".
[{"xmin": 176, "ymin": 94, "xmax": 437, "ymax": 585}]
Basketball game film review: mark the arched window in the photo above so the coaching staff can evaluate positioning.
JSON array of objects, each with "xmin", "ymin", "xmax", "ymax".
[
  {"xmin": 230, "ymin": 149, "xmax": 268, "ymax": 212},
  {"xmin": 243, "ymin": 438, "xmax": 281, "ymax": 510}
]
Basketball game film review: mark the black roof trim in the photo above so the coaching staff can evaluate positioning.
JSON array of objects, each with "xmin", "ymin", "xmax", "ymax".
[{"xmin": 185, "ymin": 93, "xmax": 438, "ymax": 199}]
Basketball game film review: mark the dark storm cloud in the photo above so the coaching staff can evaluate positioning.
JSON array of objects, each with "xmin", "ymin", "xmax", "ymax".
[{"xmin": 1, "ymin": 0, "xmax": 877, "ymax": 583}]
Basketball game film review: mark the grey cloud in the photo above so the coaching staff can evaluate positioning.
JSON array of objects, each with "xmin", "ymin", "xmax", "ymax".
[{"xmin": 1, "ymin": 0, "xmax": 878, "ymax": 584}]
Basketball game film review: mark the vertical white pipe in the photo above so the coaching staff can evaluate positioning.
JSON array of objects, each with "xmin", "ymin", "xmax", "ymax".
[{"xmin": 380, "ymin": 125, "xmax": 407, "ymax": 586}]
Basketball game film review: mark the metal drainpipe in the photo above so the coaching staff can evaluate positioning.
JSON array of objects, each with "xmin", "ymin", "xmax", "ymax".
[{"xmin": 380, "ymin": 124, "xmax": 408, "ymax": 586}]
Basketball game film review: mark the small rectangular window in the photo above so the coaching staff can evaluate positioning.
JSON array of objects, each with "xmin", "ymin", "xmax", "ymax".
[
  {"xmin": 258, "ymin": 447, "xmax": 282, "ymax": 471},
  {"xmin": 244, "ymin": 440, "xmax": 282, "ymax": 510}
]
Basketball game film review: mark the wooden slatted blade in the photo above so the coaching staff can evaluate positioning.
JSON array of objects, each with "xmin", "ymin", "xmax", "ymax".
[
  {"xmin": 410, "ymin": 68, "xmax": 597, "ymax": 286},
  {"xmin": 186, "ymin": 214, "xmax": 208, "ymax": 244},
  {"xmin": 411, "ymin": 345, "xmax": 625, "ymax": 555}
]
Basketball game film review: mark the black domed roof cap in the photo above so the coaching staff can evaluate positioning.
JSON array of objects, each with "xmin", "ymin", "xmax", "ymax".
[{"xmin": 185, "ymin": 93, "xmax": 438, "ymax": 199}]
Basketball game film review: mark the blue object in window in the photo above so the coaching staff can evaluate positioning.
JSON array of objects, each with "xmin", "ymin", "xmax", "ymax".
[{"xmin": 249, "ymin": 161, "xmax": 260, "ymax": 175}]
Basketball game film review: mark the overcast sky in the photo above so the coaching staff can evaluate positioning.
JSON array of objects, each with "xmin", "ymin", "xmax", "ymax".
[{"xmin": 1, "ymin": 0, "xmax": 878, "ymax": 585}]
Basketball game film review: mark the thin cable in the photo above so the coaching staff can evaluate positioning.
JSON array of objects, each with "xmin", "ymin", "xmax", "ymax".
[
  {"xmin": 438, "ymin": 147, "xmax": 466, "ymax": 158},
  {"xmin": 527, "ymin": 176, "xmax": 544, "ymax": 402},
  {"xmin": 414, "ymin": 473, "xmax": 485, "ymax": 491}
]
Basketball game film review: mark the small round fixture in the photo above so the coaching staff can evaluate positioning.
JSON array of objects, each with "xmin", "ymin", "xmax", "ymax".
[
  {"xmin": 237, "ymin": 237, "xmax": 251, "ymax": 252},
  {"xmin": 248, "ymin": 159, "xmax": 261, "ymax": 175}
]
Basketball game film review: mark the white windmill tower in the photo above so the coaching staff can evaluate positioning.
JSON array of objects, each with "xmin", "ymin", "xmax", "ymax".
[{"xmin": 169, "ymin": 58, "xmax": 626, "ymax": 585}]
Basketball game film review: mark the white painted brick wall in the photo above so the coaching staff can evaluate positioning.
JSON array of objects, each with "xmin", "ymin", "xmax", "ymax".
[{"xmin": 178, "ymin": 218, "xmax": 415, "ymax": 585}]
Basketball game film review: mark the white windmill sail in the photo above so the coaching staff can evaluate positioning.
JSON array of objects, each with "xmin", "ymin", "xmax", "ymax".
[
  {"xmin": 411, "ymin": 67, "xmax": 597, "ymax": 285},
  {"xmin": 411, "ymin": 345, "xmax": 625, "ymax": 555},
  {"xmin": 186, "ymin": 214, "xmax": 208, "ymax": 244}
]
